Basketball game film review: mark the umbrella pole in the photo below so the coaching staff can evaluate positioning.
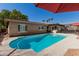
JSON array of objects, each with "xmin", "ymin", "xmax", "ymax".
[{"xmin": 7, "ymin": 49, "xmax": 16, "ymax": 56}]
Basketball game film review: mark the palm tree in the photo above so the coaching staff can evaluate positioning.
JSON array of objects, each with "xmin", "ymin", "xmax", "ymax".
[
  {"xmin": 42, "ymin": 18, "xmax": 53, "ymax": 24},
  {"xmin": 46, "ymin": 18, "xmax": 53, "ymax": 23},
  {"xmin": 42, "ymin": 20, "xmax": 46, "ymax": 23},
  {"xmin": 50, "ymin": 18, "xmax": 53, "ymax": 23}
]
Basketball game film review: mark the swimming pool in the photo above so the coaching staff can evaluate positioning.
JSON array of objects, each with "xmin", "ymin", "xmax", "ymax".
[{"xmin": 9, "ymin": 33, "xmax": 66, "ymax": 52}]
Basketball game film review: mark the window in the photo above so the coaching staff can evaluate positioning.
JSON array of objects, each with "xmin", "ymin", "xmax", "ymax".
[
  {"xmin": 38, "ymin": 27, "xmax": 41, "ymax": 29},
  {"xmin": 52, "ymin": 27, "xmax": 54, "ymax": 30},
  {"xmin": 18, "ymin": 24, "xmax": 27, "ymax": 32},
  {"xmin": 38, "ymin": 26, "xmax": 47, "ymax": 30},
  {"xmin": 18, "ymin": 25, "xmax": 20, "ymax": 31},
  {"xmin": 42, "ymin": 26, "xmax": 44, "ymax": 29},
  {"xmin": 38, "ymin": 26, "xmax": 42, "ymax": 30},
  {"xmin": 25, "ymin": 25, "xmax": 27, "ymax": 31},
  {"xmin": 44, "ymin": 26, "xmax": 47, "ymax": 29}
]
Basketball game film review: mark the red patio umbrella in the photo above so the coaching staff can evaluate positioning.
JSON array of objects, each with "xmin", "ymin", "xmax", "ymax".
[{"xmin": 35, "ymin": 3, "xmax": 79, "ymax": 13}]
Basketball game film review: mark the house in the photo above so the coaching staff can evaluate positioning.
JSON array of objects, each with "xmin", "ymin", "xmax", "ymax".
[
  {"xmin": 66, "ymin": 22, "xmax": 79, "ymax": 30},
  {"xmin": 47, "ymin": 24, "xmax": 66, "ymax": 32},
  {"xmin": 5, "ymin": 19, "xmax": 66, "ymax": 37},
  {"xmin": 5, "ymin": 19, "xmax": 48, "ymax": 37},
  {"xmin": 66, "ymin": 23, "xmax": 79, "ymax": 32}
]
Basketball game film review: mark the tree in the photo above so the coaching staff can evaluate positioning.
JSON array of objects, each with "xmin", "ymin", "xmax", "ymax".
[
  {"xmin": 0, "ymin": 9, "xmax": 28, "ymax": 30},
  {"xmin": 0, "ymin": 13, "xmax": 4, "ymax": 25},
  {"xmin": 47, "ymin": 18, "xmax": 53, "ymax": 23},
  {"xmin": 9, "ymin": 9, "xmax": 21, "ymax": 19},
  {"xmin": 1, "ymin": 9, "xmax": 11, "ymax": 19},
  {"xmin": 9, "ymin": 9, "xmax": 28, "ymax": 21},
  {"xmin": 0, "ymin": 9, "xmax": 11, "ymax": 27},
  {"xmin": 20, "ymin": 14, "xmax": 28, "ymax": 21},
  {"xmin": 42, "ymin": 20, "xmax": 45, "ymax": 22},
  {"xmin": 42, "ymin": 18, "xmax": 53, "ymax": 23}
]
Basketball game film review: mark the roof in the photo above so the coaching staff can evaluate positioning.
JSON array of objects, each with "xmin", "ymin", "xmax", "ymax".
[
  {"xmin": 71, "ymin": 22, "xmax": 79, "ymax": 26},
  {"xmin": 5, "ymin": 19, "xmax": 49, "ymax": 25},
  {"xmin": 48, "ymin": 24, "xmax": 65, "ymax": 26}
]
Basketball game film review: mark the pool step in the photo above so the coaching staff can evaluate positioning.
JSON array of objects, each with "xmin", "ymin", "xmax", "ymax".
[{"xmin": 30, "ymin": 35, "xmax": 65, "ymax": 52}]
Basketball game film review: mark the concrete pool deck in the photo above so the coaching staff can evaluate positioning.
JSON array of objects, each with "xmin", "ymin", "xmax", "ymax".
[{"xmin": 0, "ymin": 33, "xmax": 79, "ymax": 56}]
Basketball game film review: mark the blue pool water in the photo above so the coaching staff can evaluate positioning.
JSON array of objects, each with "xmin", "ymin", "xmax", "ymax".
[{"xmin": 9, "ymin": 33, "xmax": 66, "ymax": 52}]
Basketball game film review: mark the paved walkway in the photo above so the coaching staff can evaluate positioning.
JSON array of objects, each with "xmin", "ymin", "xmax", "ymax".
[{"xmin": 0, "ymin": 33, "xmax": 79, "ymax": 56}]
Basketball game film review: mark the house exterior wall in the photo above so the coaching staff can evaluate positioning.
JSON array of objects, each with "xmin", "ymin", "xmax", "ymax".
[
  {"xmin": 67, "ymin": 25, "xmax": 78, "ymax": 30},
  {"xmin": 8, "ymin": 22, "xmax": 47, "ymax": 36},
  {"xmin": 47, "ymin": 25, "xmax": 66, "ymax": 32},
  {"xmin": 77, "ymin": 26, "xmax": 79, "ymax": 30}
]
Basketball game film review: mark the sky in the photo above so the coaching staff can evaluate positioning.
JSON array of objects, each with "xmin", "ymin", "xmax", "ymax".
[{"xmin": 0, "ymin": 3, "xmax": 79, "ymax": 24}]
